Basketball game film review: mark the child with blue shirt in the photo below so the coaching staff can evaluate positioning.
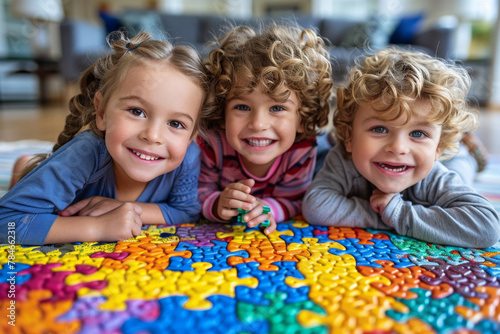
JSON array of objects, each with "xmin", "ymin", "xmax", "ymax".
[
  {"xmin": 0, "ymin": 31, "xmax": 209, "ymax": 245},
  {"xmin": 303, "ymin": 47, "xmax": 500, "ymax": 248}
]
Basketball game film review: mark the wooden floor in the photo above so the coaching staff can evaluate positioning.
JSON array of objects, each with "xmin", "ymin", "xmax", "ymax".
[
  {"xmin": 0, "ymin": 102, "xmax": 67, "ymax": 143},
  {"xmin": 1, "ymin": 99, "xmax": 499, "ymax": 155}
]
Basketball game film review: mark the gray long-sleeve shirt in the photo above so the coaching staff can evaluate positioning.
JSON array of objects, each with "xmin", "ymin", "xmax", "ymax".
[{"xmin": 303, "ymin": 145, "xmax": 500, "ymax": 248}]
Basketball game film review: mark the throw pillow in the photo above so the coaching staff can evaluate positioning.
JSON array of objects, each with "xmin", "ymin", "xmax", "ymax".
[
  {"xmin": 98, "ymin": 10, "xmax": 123, "ymax": 35},
  {"xmin": 389, "ymin": 13, "xmax": 425, "ymax": 45}
]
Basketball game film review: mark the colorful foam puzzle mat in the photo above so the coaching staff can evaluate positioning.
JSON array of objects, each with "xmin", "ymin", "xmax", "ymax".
[{"xmin": 2, "ymin": 219, "xmax": 500, "ymax": 334}]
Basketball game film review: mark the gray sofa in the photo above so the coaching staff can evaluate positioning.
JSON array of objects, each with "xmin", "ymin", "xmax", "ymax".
[{"xmin": 59, "ymin": 12, "xmax": 454, "ymax": 84}]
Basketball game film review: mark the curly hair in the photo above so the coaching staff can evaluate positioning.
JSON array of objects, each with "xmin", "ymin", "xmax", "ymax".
[
  {"xmin": 21, "ymin": 30, "xmax": 210, "ymax": 179},
  {"xmin": 334, "ymin": 46, "xmax": 478, "ymax": 160},
  {"xmin": 201, "ymin": 23, "xmax": 334, "ymax": 141}
]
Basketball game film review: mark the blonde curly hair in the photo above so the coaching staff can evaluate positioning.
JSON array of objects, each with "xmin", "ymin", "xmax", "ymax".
[
  {"xmin": 201, "ymin": 23, "xmax": 334, "ymax": 141},
  {"xmin": 334, "ymin": 46, "xmax": 479, "ymax": 160}
]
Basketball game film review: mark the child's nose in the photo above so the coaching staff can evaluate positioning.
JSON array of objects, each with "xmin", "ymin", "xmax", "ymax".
[
  {"xmin": 140, "ymin": 123, "xmax": 164, "ymax": 144},
  {"xmin": 386, "ymin": 135, "xmax": 410, "ymax": 155},
  {"xmin": 249, "ymin": 110, "xmax": 270, "ymax": 131}
]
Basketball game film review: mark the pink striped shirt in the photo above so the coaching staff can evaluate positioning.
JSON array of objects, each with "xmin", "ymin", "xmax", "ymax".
[{"xmin": 197, "ymin": 131, "xmax": 317, "ymax": 222}]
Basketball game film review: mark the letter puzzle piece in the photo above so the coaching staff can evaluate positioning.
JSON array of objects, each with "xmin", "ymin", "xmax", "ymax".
[{"xmin": 237, "ymin": 206, "xmax": 270, "ymax": 228}]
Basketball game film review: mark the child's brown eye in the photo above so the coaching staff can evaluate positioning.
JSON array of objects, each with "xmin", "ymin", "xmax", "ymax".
[
  {"xmin": 129, "ymin": 108, "xmax": 145, "ymax": 117},
  {"xmin": 168, "ymin": 120, "xmax": 185, "ymax": 129}
]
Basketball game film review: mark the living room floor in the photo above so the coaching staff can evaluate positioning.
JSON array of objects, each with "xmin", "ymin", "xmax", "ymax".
[{"xmin": 1, "ymin": 101, "xmax": 499, "ymax": 156}]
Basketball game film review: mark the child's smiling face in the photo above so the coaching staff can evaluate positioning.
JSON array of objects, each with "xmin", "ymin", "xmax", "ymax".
[
  {"xmin": 224, "ymin": 85, "xmax": 303, "ymax": 177},
  {"xmin": 95, "ymin": 63, "xmax": 203, "ymax": 186},
  {"xmin": 345, "ymin": 100, "xmax": 442, "ymax": 194}
]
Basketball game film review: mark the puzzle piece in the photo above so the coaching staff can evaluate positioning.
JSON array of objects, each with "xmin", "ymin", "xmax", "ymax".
[
  {"xmin": 123, "ymin": 295, "xmax": 265, "ymax": 334},
  {"xmin": 387, "ymin": 288, "xmax": 480, "ymax": 333},
  {"xmin": 168, "ymin": 240, "xmax": 248, "ymax": 271},
  {"xmin": 330, "ymin": 237, "xmax": 413, "ymax": 268},
  {"xmin": 285, "ymin": 248, "xmax": 410, "ymax": 332},
  {"xmin": 68, "ymin": 261, "xmax": 258, "ymax": 311},
  {"xmin": 0, "ymin": 290, "xmax": 79, "ymax": 334},
  {"xmin": 226, "ymin": 237, "xmax": 310, "ymax": 271},
  {"xmin": 237, "ymin": 292, "xmax": 327, "ymax": 334},
  {"xmin": 234, "ymin": 262, "xmax": 309, "ymax": 305},
  {"xmin": 4, "ymin": 221, "xmax": 500, "ymax": 333},
  {"xmin": 237, "ymin": 206, "xmax": 270, "ymax": 228},
  {"xmin": 419, "ymin": 258, "xmax": 500, "ymax": 299},
  {"xmin": 358, "ymin": 260, "xmax": 453, "ymax": 299}
]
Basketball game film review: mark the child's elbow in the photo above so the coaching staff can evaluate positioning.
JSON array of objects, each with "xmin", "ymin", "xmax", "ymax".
[
  {"xmin": 480, "ymin": 225, "xmax": 500, "ymax": 248},
  {"xmin": 470, "ymin": 217, "xmax": 500, "ymax": 248}
]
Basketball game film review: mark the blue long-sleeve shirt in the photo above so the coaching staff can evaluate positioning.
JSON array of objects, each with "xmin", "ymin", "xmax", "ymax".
[{"xmin": 0, "ymin": 131, "xmax": 201, "ymax": 245}]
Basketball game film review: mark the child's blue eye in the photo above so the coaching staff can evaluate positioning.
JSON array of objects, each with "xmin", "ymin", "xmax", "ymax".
[
  {"xmin": 371, "ymin": 126, "xmax": 387, "ymax": 134},
  {"xmin": 410, "ymin": 130, "xmax": 426, "ymax": 138},
  {"xmin": 129, "ymin": 108, "xmax": 145, "ymax": 117},
  {"xmin": 235, "ymin": 105, "xmax": 250, "ymax": 111},
  {"xmin": 270, "ymin": 106, "xmax": 285, "ymax": 112},
  {"xmin": 168, "ymin": 120, "xmax": 185, "ymax": 129}
]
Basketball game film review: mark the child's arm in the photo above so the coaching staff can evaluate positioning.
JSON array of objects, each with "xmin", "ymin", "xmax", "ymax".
[
  {"xmin": 213, "ymin": 179, "xmax": 255, "ymax": 220},
  {"xmin": 302, "ymin": 146, "xmax": 388, "ymax": 229},
  {"xmin": 58, "ymin": 141, "xmax": 202, "ymax": 225},
  {"xmin": 381, "ymin": 163, "xmax": 500, "ymax": 248},
  {"xmin": 214, "ymin": 178, "xmax": 277, "ymax": 234},
  {"xmin": 44, "ymin": 202, "xmax": 143, "ymax": 244},
  {"xmin": 59, "ymin": 196, "xmax": 165, "ymax": 224}
]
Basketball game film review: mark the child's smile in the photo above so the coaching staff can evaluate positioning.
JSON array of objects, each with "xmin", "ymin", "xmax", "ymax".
[
  {"xmin": 374, "ymin": 162, "xmax": 413, "ymax": 174},
  {"xmin": 224, "ymin": 85, "xmax": 303, "ymax": 177},
  {"xmin": 243, "ymin": 137, "xmax": 277, "ymax": 149},
  {"xmin": 346, "ymin": 100, "xmax": 442, "ymax": 194},
  {"xmin": 129, "ymin": 148, "xmax": 163, "ymax": 162},
  {"xmin": 95, "ymin": 63, "xmax": 203, "ymax": 187}
]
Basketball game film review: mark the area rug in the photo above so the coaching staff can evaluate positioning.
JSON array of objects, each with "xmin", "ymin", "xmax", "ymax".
[{"xmin": 1, "ymin": 141, "xmax": 500, "ymax": 334}]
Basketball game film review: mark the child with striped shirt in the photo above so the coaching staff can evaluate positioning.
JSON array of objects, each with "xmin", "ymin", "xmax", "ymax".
[{"xmin": 197, "ymin": 23, "xmax": 333, "ymax": 234}]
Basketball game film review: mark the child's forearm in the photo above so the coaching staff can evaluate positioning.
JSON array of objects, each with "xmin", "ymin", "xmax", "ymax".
[
  {"xmin": 45, "ymin": 216, "xmax": 100, "ymax": 244},
  {"xmin": 383, "ymin": 194, "xmax": 500, "ymax": 248},
  {"xmin": 46, "ymin": 202, "xmax": 143, "ymax": 244},
  {"xmin": 135, "ymin": 203, "xmax": 165, "ymax": 225}
]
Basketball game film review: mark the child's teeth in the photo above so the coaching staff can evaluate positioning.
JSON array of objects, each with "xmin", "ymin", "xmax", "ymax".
[
  {"xmin": 380, "ymin": 163, "xmax": 407, "ymax": 172},
  {"xmin": 133, "ymin": 150, "xmax": 158, "ymax": 160},
  {"xmin": 247, "ymin": 139, "xmax": 273, "ymax": 146}
]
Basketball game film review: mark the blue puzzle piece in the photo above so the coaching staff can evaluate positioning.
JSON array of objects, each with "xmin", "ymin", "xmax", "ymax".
[
  {"xmin": 122, "ymin": 295, "xmax": 268, "ymax": 334},
  {"xmin": 330, "ymin": 238, "xmax": 413, "ymax": 268},
  {"xmin": 235, "ymin": 262, "xmax": 309, "ymax": 306},
  {"xmin": 0, "ymin": 263, "xmax": 31, "ymax": 284},
  {"xmin": 277, "ymin": 222, "xmax": 321, "ymax": 244},
  {"xmin": 168, "ymin": 240, "xmax": 249, "ymax": 271}
]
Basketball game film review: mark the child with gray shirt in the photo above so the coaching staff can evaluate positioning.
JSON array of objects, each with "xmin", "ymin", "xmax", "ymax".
[{"xmin": 303, "ymin": 47, "xmax": 499, "ymax": 248}]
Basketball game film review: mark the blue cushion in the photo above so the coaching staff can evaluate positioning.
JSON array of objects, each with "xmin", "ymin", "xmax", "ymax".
[
  {"xmin": 389, "ymin": 13, "xmax": 425, "ymax": 44},
  {"xmin": 98, "ymin": 10, "xmax": 123, "ymax": 35}
]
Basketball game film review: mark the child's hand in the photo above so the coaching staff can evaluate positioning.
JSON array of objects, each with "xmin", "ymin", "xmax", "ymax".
[
  {"xmin": 241, "ymin": 200, "xmax": 277, "ymax": 235},
  {"xmin": 370, "ymin": 189, "xmax": 396, "ymax": 215},
  {"xmin": 216, "ymin": 179, "xmax": 256, "ymax": 220},
  {"xmin": 94, "ymin": 202, "xmax": 143, "ymax": 241},
  {"xmin": 59, "ymin": 196, "xmax": 122, "ymax": 217}
]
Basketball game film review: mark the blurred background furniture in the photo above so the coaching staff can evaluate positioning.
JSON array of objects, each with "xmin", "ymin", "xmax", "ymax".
[
  {"xmin": 58, "ymin": 11, "xmax": 455, "ymax": 85},
  {"xmin": 0, "ymin": 0, "xmax": 63, "ymax": 104},
  {"xmin": 0, "ymin": 0, "xmax": 498, "ymax": 107}
]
